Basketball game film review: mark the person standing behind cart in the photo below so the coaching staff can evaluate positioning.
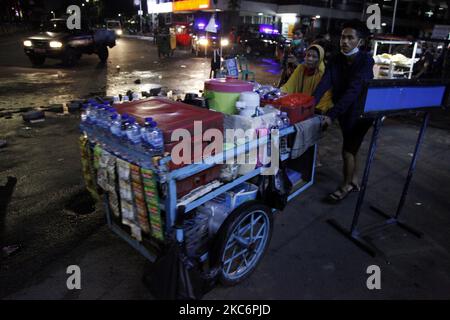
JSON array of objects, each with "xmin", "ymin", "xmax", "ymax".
[
  {"xmin": 291, "ymin": 30, "xmax": 307, "ymax": 64},
  {"xmin": 313, "ymin": 19, "xmax": 374, "ymax": 203},
  {"xmin": 413, "ymin": 45, "xmax": 435, "ymax": 79},
  {"xmin": 280, "ymin": 44, "xmax": 333, "ymax": 115}
]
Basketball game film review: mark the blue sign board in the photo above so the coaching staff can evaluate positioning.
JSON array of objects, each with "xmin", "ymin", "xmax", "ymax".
[{"xmin": 360, "ymin": 80, "xmax": 449, "ymax": 114}]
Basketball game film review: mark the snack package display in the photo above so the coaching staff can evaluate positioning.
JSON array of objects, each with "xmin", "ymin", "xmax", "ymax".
[
  {"xmin": 131, "ymin": 224, "xmax": 143, "ymax": 242},
  {"xmin": 96, "ymin": 149, "xmax": 121, "ymax": 218},
  {"xmin": 105, "ymin": 152, "xmax": 117, "ymax": 193},
  {"xmin": 108, "ymin": 190, "xmax": 121, "ymax": 218},
  {"xmin": 79, "ymin": 136, "xmax": 100, "ymax": 200},
  {"xmin": 93, "ymin": 144, "xmax": 103, "ymax": 171},
  {"xmin": 130, "ymin": 164, "xmax": 151, "ymax": 234},
  {"xmin": 116, "ymin": 158, "xmax": 138, "ymax": 229},
  {"xmin": 97, "ymin": 148, "xmax": 110, "ymax": 191},
  {"xmin": 141, "ymin": 168, "xmax": 164, "ymax": 241}
]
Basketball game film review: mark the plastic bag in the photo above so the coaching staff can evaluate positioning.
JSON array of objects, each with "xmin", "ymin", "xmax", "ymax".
[{"xmin": 257, "ymin": 163, "xmax": 292, "ymax": 211}]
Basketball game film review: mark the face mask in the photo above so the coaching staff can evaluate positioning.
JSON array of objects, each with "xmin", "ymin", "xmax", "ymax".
[
  {"xmin": 341, "ymin": 40, "xmax": 361, "ymax": 56},
  {"xmin": 292, "ymin": 39, "xmax": 301, "ymax": 46}
]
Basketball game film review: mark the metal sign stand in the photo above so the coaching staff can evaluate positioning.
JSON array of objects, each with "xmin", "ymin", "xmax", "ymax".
[{"xmin": 327, "ymin": 112, "xmax": 429, "ymax": 257}]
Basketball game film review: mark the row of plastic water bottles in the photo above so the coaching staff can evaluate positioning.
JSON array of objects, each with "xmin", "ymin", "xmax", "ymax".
[
  {"xmin": 274, "ymin": 111, "xmax": 290, "ymax": 130},
  {"xmin": 81, "ymin": 99, "xmax": 164, "ymax": 155}
]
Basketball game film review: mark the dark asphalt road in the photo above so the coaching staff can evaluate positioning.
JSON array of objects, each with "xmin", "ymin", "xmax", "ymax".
[
  {"xmin": 0, "ymin": 35, "xmax": 449, "ymax": 300},
  {"xmin": 0, "ymin": 34, "xmax": 281, "ymax": 111}
]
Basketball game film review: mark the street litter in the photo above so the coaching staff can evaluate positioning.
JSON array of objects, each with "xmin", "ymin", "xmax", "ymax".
[{"xmin": 22, "ymin": 110, "xmax": 45, "ymax": 123}]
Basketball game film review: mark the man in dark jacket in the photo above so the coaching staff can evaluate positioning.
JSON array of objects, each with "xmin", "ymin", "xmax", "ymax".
[{"xmin": 313, "ymin": 20, "xmax": 374, "ymax": 202}]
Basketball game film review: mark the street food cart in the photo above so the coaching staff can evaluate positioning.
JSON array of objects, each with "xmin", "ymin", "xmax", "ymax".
[{"xmin": 79, "ymin": 85, "xmax": 320, "ymax": 292}]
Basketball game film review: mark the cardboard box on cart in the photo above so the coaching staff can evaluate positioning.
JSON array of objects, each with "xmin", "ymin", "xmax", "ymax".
[{"xmin": 114, "ymin": 98, "xmax": 224, "ymax": 197}]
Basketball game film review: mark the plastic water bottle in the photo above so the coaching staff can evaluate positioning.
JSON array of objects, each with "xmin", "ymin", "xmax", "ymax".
[
  {"xmin": 132, "ymin": 92, "xmax": 141, "ymax": 101},
  {"xmin": 96, "ymin": 104, "xmax": 107, "ymax": 129},
  {"xmin": 274, "ymin": 111, "xmax": 284, "ymax": 130},
  {"xmin": 81, "ymin": 104, "xmax": 89, "ymax": 123},
  {"xmin": 281, "ymin": 112, "xmax": 290, "ymax": 128},
  {"xmin": 103, "ymin": 108, "xmax": 114, "ymax": 137},
  {"xmin": 140, "ymin": 117, "xmax": 154, "ymax": 152},
  {"xmin": 88, "ymin": 104, "xmax": 99, "ymax": 127},
  {"xmin": 119, "ymin": 114, "xmax": 131, "ymax": 144},
  {"xmin": 150, "ymin": 121, "xmax": 164, "ymax": 154},
  {"xmin": 110, "ymin": 113, "xmax": 122, "ymax": 141},
  {"xmin": 126, "ymin": 117, "xmax": 142, "ymax": 151},
  {"xmin": 279, "ymin": 112, "xmax": 290, "ymax": 154}
]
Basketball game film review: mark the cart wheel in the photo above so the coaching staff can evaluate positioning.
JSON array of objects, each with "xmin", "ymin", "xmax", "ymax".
[{"xmin": 212, "ymin": 201, "xmax": 273, "ymax": 286}]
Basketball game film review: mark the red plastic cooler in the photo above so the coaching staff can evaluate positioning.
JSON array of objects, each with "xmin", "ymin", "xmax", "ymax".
[
  {"xmin": 114, "ymin": 98, "xmax": 224, "ymax": 197},
  {"xmin": 270, "ymin": 93, "xmax": 315, "ymax": 124}
]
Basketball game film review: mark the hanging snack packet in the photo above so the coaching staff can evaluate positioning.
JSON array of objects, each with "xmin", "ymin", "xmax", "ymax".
[
  {"xmin": 105, "ymin": 153, "xmax": 117, "ymax": 193},
  {"xmin": 108, "ymin": 191, "xmax": 121, "ymax": 218},
  {"xmin": 130, "ymin": 164, "xmax": 151, "ymax": 234},
  {"xmin": 117, "ymin": 158, "xmax": 131, "ymax": 181},
  {"xmin": 141, "ymin": 168, "xmax": 164, "ymax": 240},
  {"xmin": 93, "ymin": 144, "xmax": 103, "ymax": 171},
  {"xmin": 79, "ymin": 136, "xmax": 99, "ymax": 200}
]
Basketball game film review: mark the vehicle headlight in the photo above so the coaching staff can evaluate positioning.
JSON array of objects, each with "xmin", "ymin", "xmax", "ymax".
[
  {"xmin": 24, "ymin": 40, "xmax": 32, "ymax": 47},
  {"xmin": 199, "ymin": 38, "xmax": 208, "ymax": 46},
  {"xmin": 49, "ymin": 41, "xmax": 63, "ymax": 48},
  {"xmin": 220, "ymin": 39, "xmax": 229, "ymax": 47},
  {"xmin": 116, "ymin": 29, "xmax": 123, "ymax": 36}
]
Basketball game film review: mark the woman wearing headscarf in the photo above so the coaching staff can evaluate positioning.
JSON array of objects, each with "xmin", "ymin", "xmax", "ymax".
[{"xmin": 281, "ymin": 44, "xmax": 333, "ymax": 114}]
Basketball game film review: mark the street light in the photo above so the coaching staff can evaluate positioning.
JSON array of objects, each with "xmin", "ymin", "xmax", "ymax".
[{"xmin": 137, "ymin": 0, "xmax": 143, "ymax": 34}]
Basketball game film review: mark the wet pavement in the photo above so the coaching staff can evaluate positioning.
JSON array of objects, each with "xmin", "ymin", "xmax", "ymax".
[
  {"xmin": 0, "ymin": 34, "xmax": 281, "ymax": 111},
  {"xmin": 0, "ymin": 34, "xmax": 449, "ymax": 300}
]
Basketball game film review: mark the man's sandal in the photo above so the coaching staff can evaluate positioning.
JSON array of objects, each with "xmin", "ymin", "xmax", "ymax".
[{"xmin": 326, "ymin": 182, "xmax": 360, "ymax": 203}]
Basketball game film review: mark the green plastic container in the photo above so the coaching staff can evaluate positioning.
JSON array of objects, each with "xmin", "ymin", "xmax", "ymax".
[{"xmin": 204, "ymin": 78, "xmax": 254, "ymax": 115}]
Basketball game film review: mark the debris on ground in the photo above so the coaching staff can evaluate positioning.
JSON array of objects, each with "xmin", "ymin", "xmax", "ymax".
[
  {"xmin": 44, "ymin": 104, "xmax": 64, "ymax": 113},
  {"xmin": 22, "ymin": 110, "xmax": 45, "ymax": 123}
]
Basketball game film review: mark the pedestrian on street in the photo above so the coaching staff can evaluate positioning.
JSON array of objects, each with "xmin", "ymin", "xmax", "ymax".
[
  {"xmin": 153, "ymin": 26, "xmax": 159, "ymax": 45},
  {"xmin": 313, "ymin": 19, "xmax": 374, "ymax": 203},
  {"xmin": 413, "ymin": 45, "xmax": 435, "ymax": 79},
  {"xmin": 228, "ymin": 27, "xmax": 238, "ymax": 55}
]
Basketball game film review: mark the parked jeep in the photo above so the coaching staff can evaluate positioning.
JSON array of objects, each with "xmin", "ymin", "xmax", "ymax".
[{"xmin": 23, "ymin": 18, "xmax": 116, "ymax": 67}]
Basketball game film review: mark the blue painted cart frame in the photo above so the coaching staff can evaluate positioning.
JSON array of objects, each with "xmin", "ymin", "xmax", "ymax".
[{"xmin": 81, "ymin": 123, "xmax": 317, "ymax": 263}]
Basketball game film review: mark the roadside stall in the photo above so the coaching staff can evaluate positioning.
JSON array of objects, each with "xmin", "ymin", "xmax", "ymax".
[
  {"xmin": 79, "ymin": 77, "xmax": 322, "ymax": 298},
  {"xmin": 372, "ymin": 35, "xmax": 419, "ymax": 79}
]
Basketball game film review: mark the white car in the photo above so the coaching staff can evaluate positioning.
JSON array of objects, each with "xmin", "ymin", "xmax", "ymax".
[{"xmin": 106, "ymin": 20, "xmax": 123, "ymax": 37}]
